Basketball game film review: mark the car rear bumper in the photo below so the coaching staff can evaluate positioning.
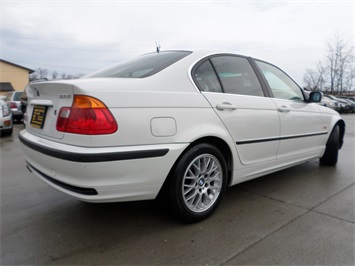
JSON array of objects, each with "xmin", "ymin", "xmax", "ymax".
[
  {"xmin": 11, "ymin": 110, "xmax": 23, "ymax": 116},
  {"xmin": 19, "ymin": 130, "xmax": 188, "ymax": 202},
  {"xmin": 0, "ymin": 115, "xmax": 12, "ymax": 131}
]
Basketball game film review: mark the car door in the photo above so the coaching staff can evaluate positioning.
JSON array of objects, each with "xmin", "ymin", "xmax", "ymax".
[
  {"xmin": 192, "ymin": 55, "xmax": 280, "ymax": 165},
  {"xmin": 254, "ymin": 60, "xmax": 325, "ymax": 159}
]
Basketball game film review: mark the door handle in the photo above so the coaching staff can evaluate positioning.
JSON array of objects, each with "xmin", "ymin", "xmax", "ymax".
[
  {"xmin": 216, "ymin": 102, "xmax": 237, "ymax": 111},
  {"xmin": 278, "ymin": 106, "xmax": 290, "ymax": 113}
]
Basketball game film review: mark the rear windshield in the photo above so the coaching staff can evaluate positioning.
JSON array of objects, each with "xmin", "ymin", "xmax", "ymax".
[
  {"xmin": 4, "ymin": 92, "xmax": 22, "ymax": 101},
  {"xmin": 85, "ymin": 51, "xmax": 192, "ymax": 79},
  {"xmin": 13, "ymin": 92, "xmax": 23, "ymax": 101}
]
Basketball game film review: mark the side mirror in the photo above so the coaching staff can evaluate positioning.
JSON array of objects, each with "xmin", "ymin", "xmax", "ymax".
[{"xmin": 309, "ymin": 91, "xmax": 322, "ymax": 103}]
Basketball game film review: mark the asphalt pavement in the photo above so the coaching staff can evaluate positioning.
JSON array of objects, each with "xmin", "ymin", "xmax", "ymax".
[{"xmin": 1, "ymin": 115, "xmax": 354, "ymax": 265}]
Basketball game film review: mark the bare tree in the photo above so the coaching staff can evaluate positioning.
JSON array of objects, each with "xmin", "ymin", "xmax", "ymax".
[
  {"xmin": 51, "ymin": 70, "xmax": 59, "ymax": 80},
  {"xmin": 30, "ymin": 68, "xmax": 86, "ymax": 81},
  {"xmin": 74, "ymin": 73, "xmax": 85, "ymax": 79},
  {"xmin": 303, "ymin": 62, "xmax": 326, "ymax": 91},
  {"xmin": 58, "ymin": 72, "xmax": 83, "ymax": 80},
  {"xmin": 29, "ymin": 68, "xmax": 49, "ymax": 81},
  {"xmin": 344, "ymin": 65, "xmax": 354, "ymax": 93},
  {"xmin": 37, "ymin": 68, "xmax": 49, "ymax": 79},
  {"xmin": 29, "ymin": 72, "xmax": 39, "ymax": 81},
  {"xmin": 325, "ymin": 32, "xmax": 353, "ymax": 93},
  {"xmin": 60, "ymin": 73, "xmax": 67, "ymax": 79},
  {"xmin": 304, "ymin": 32, "xmax": 354, "ymax": 93}
]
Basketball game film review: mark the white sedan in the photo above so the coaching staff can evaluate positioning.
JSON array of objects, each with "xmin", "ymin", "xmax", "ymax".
[{"xmin": 19, "ymin": 50, "xmax": 345, "ymax": 222}]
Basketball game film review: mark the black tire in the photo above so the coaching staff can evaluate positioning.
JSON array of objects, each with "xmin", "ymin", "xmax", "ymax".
[
  {"xmin": 320, "ymin": 125, "xmax": 339, "ymax": 166},
  {"xmin": 1, "ymin": 128, "xmax": 13, "ymax": 136},
  {"xmin": 168, "ymin": 143, "xmax": 228, "ymax": 223},
  {"xmin": 7, "ymin": 128, "xmax": 13, "ymax": 136}
]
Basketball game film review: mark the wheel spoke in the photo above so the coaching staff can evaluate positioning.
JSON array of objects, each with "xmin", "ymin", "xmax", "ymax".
[
  {"xmin": 207, "ymin": 164, "xmax": 219, "ymax": 175},
  {"xmin": 192, "ymin": 160, "xmax": 201, "ymax": 175},
  {"xmin": 185, "ymin": 190, "xmax": 197, "ymax": 202},
  {"xmin": 186, "ymin": 169, "xmax": 196, "ymax": 178},
  {"xmin": 194, "ymin": 193, "xmax": 202, "ymax": 208},
  {"xmin": 202, "ymin": 192, "xmax": 212, "ymax": 205},
  {"xmin": 208, "ymin": 185, "xmax": 220, "ymax": 192},
  {"xmin": 183, "ymin": 184, "xmax": 196, "ymax": 195},
  {"xmin": 202, "ymin": 157, "xmax": 211, "ymax": 173},
  {"xmin": 205, "ymin": 160, "xmax": 216, "ymax": 174},
  {"xmin": 208, "ymin": 171, "xmax": 221, "ymax": 181}
]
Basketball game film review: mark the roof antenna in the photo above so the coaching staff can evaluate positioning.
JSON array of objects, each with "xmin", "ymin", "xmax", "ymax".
[{"xmin": 156, "ymin": 42, "xmax": 161, "ymax": 54}]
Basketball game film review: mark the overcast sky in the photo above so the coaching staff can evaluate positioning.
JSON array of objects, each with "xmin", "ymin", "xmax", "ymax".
[{"xmin": 1, "ymin": 0, "xmax": 354, "ymax": 85}]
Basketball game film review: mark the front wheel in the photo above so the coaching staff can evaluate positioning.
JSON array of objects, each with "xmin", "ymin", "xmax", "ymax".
[
  {"xmin": 168, "ymin": 144, "xmax": 228, "ymax": 223},
  {"xmin": 320, "ymin": 125, "xmax": 339, "ymax": 166}
]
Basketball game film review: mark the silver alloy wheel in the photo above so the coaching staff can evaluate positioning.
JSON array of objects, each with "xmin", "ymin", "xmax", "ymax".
[{"xmin": 182, "ymin": 154, "xmax": 223, "ymax": 213}]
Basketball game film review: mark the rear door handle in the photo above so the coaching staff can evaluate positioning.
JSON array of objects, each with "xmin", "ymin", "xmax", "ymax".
[
  {"xmin": 216, "ymin": 102, "xmax": 237, "ymax": 111},
  {"xmin": 278, "ymin": 106, "xmax": 290, "ymax": 113}
]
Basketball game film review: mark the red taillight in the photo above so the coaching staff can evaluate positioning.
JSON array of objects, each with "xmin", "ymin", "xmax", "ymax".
[
  {"xmin": 10, "ymin": 102, "xmax": 17, "ymax": 108},
  {"xmin": 56, "ymin": 95, "xmax": 118, "ymax": 135}
]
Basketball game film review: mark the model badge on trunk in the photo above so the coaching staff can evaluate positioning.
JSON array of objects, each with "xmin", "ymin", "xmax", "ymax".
[{"xmin": 59, "ymin": 94, "xmax": 72, "ymax": 99}]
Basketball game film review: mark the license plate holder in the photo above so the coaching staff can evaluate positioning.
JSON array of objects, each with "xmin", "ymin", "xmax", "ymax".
[{"xmin": 31, "ymin": 105, "xmax": 48, "ymax": 129}]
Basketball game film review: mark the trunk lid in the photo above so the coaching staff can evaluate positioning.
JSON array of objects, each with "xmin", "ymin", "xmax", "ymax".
[{"xmin": 25, "ymin": 81, "xmax": 74, "ymax": 139}]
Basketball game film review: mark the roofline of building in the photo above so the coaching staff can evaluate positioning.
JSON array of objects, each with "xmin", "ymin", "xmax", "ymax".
[{"xmin": 0, "ymin": 59, "xmax": 35, "ymax": 74}]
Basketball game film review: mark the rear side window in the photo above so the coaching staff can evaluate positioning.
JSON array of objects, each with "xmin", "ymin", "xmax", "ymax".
[
  {"xmin": 193, "ymin": 55, "xmax": 264, "ymax": 97},
  {"xmin": 194, "ymin": 60, "xmax": 223, "ymax": 93},
  {"xmin": 211, "ymin": 56, "xmax": 264, "ymax": 97},
  {"xmin": 85, "ymin": 51, "xmax": 192, "ymax": 79}
]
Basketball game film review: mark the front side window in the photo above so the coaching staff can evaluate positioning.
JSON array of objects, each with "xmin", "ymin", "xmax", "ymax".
[
  {"xmin": 256, "ymin": 61, "xmax": 304, "ymax": 101},
  {"xmin": 211, "ymin": 56, "xmax": 264, "ymax": 97}
]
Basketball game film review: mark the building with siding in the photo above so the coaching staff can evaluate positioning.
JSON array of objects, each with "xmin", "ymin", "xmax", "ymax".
[{"xmin": 0, "ymin": 59, "xmax": 34, "ymax": 96}]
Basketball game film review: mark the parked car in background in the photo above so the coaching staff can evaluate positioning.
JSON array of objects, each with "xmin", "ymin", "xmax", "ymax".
[
  {"xmin": 20, "ymin": 88, "xmax": 28, "ymax": 116},
  {"xmin": 4, "ymin": 91, "xmax": 23, "ymax": 122},
  {"xmin": 342, "ymin": 99, "xmax": 355, "ymax": 113},
  {"xmin": 303, "ymin": 90, "xmax": 340, "ymax": 112},
  {"xmin": 338, "ymin": 96, "xmax": 355, "ymax": 101},
  {"xmin": 338, "ymin": 96, "xmax": 355, "ymax": 113},
  {"xmin": 324, "ymin": 95, "xmax": 350, "ymax": 113},
  {"xmin": 344, "ymin": 96, "xmax": 355, "ymax": 102},
  {"xmin": 19, "ymin": 50, "xmax": 345, "ymax": 222},
  {"xmin": 21, "ymin": 79, "xmax": 48, "ymax": 122},
  {"xmin": 321, "ymin": 97, "xmax": 341, "ymax": 112},
  {"xmin": 0, "ymin": 99, "xmax": 13, "ymax": 136}
]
